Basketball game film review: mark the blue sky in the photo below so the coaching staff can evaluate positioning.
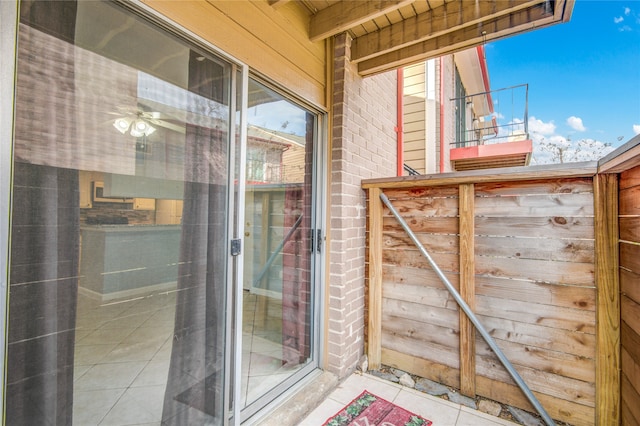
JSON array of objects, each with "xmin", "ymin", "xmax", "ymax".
[{"xmin": 485, "ymin": 0, "xmax": 640, "ymax": 155}]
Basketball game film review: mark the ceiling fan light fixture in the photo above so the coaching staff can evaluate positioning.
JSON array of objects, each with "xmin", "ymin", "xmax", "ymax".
[
  {"xmin": 113, "ymin": 117, "xmax": 132, "ymax": 134},
  {"xmin": 113, "ymin": 117, "xmax": 156, "ymax": 137}
]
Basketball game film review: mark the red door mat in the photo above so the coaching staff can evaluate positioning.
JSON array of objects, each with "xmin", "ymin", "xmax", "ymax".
[{"xmin": 323, "ymin": 391, "xmax": 432, "ymax": 426}]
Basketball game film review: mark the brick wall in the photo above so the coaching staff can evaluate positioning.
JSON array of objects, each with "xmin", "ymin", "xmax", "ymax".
[{"xmin": 327, "ymin": 33, "xmax": 397, "ymax": 377}]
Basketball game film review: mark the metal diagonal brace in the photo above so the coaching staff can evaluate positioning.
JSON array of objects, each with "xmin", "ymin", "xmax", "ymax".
[{"xmin": 379, "ymin": 193, "xmax": 556, "ymax": 426}]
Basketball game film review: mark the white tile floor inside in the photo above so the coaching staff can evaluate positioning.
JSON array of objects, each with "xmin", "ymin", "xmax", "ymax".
[
  {"xmin": 300, "ymin": 373, "xmax": 519, "ymax": 426},
  {"xmin": 73, "ymin": 290, "xmax": 298, "ymax": 425}
]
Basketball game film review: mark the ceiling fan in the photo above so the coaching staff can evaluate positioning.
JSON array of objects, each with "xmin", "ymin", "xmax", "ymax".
[{"xmin": 109, "ymin": 106, "xmax": 185, "ymax": 137}]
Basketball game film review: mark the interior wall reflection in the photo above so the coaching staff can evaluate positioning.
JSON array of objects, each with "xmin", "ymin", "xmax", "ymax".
[{"xmin": 9, "ymin": 1, "xmax": 234, "ymax": 424}]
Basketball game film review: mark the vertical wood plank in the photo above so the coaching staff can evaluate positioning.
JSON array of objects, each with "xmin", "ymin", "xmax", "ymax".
[
  {"xmin": 594, "ymin": 174, "xmax": 620, "ymax": 425},
  {"xmin": 459, "ymin": 183, "xmax": 476, "ymax": 397},
  {"xmin": 368, "ymin": 187, "xmax": 383, "ymax": 369}
]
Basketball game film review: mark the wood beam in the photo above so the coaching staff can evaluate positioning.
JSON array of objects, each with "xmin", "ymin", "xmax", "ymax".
[
  {"xmin": 357, "ymin": 4, "xmax": 556, "ymax": 75},
  {"xmin": 459, "ymin": 183, "xmax": 476, "ymax": 397},
  {"xmin": 309, "ymin": 0, "xmax": 414, "ymax": 42},
  {"xmin": 367, "ymin": 187, "xmax": 384, "ymax": 369},
  {"xmin": 594, "ymin": 173, "xmax": 621, "ymax": 425},
  {"xmin": 352, "ymin": 0, "xmax": 543, "ymax": 62}
]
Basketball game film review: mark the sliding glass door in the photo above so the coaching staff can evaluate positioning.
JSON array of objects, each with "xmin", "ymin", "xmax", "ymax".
[
  {"xmin": 6, "ymin": 1, "xmax": 322, "ymax": 425},
  {"xmin": 239, "ymin": 78, "xmax": 320, "ymax": 420}
]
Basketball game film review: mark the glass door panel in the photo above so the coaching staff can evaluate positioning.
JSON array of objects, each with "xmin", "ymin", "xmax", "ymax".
[
  {"xmin": 8, "ymin": 2, "xmax": 236, "ymax": 424},
  {"xmin": 240, "ymin": 79, "xmax": 316, "ymax": 413}
]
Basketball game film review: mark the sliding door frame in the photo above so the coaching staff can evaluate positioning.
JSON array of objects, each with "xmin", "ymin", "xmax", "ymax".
[{"xmin": 0, "ymin": 1, "xmax": 19, "ymax": 418}]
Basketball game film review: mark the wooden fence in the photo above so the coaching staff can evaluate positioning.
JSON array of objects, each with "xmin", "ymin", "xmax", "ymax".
[{"xmin": 362, "ymin": 151, "xmax": 639, "ymax": 425}]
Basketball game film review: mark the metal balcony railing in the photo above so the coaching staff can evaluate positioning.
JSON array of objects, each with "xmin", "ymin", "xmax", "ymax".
[{"xmin": 450, "ymin": 83, "xmax": 529, "ymax": 148}]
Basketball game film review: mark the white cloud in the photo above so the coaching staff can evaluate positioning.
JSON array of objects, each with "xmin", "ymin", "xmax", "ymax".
[
  {"xmin": 625, "ymin": 7, "xmax": 631, "ymax": 16},
  {"xmin": 525, "ymin": 117, "xmax": 614, "ymax": 165},
  {"xmin": 567, "ymin": 116, "xmax": 586, "ymax": 132},
  {"xmin": 614, "ymin": 16, "xmax": 624, "ymax": 23},
  {"xmin": 528, "ymin": 116, "xmax": 556, "ymax": 135},
  {"xmin": 633, "ymin": 124, "xmax": 640, "ymax": 135}
]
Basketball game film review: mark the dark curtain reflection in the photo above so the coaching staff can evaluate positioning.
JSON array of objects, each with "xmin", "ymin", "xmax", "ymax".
[
  {"xmin": 281, "ymin": 112, "xmax": 314, "ymax": 366},
  {"xmin": 162, "ymin": 52, "xmax": 228, "ymax": 424},
  {"xmin": 8, "ymin": 165, "xmax": 80, "ymax": 425},
  {"xmin": 8, "ymin": 2, "xmax": 79, "ymax": 425}
]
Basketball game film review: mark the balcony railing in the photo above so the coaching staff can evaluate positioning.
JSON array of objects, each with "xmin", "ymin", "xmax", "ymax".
[{"xmin": 451, "ymin": 84, "xmax": 529, "ymax": 148}]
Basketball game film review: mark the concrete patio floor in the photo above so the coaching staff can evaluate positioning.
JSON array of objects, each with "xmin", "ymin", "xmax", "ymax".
[
  {"xmin": 297, "ymin": 373, "xmax": 520, "ymax": 426},
  {"xmin": 252, "ymin": 372, "xmax": 518, "ymax": 426}
]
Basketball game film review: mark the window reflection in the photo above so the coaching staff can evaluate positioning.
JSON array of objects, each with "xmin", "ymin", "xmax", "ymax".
[
  {"xmin": 10, "ymin": 1, "xmax": 233, "ymax": 424},
  {"xmin": 240, "ymin": 79, "xmax": 314, "ymax": 409}
]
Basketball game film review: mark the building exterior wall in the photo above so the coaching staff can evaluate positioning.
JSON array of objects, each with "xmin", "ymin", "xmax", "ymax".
[
  {"xmin": 142, "ymin": 0, "xmax": 327, "ymax": 107},
  {"xmin": 328, "ymin": 33, "xmax": 397, "ymax": 377},
  {"xmin": 407, "ymin": 54, "xmax": 482, "ymax": 174},
  {"xmin": 403, "ymin": 63, "xmax": 427, "ymax": 173}
]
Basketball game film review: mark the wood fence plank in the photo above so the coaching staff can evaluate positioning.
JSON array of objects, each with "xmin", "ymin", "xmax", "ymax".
[
  {"xmin": 476, "ymin": 356, "xmax": 595, "ymax": 407},
  {"xmin": 362, "ymin": 163, "xmax": 597, "ymax": 189},
  {"xmin": 475, "ymin": 192, "xmax": 595, "ymax": 217},
  {"xmin": 383, "ymin": 298, "xmax": 459, "ymax": 328},
  {"xmin": 383, "ymin": 185, "xmax": 459, "ymax": 199},
  {"xmin": 620, "ymin": 241, "xmax": 640, "ymax": 273},
  {"xmin": 383, "ymin": 249, "xmax": 459, "ymax": 272},
  {"xmin": 382, "ymin": 333, "xmax": 460, "ymax": 369},
  {"xmin": 382, "ymin": 314, "xmax": 459, "ymax": 350},
  {"xmin": 476, "ymin": 295, "xmax": 596, "ymax": 334},
  {"xmin": 475, "ymin": 314, "xmax": 596, "ymax": 358},
  {"xmin": 622, "ymin": 374, "xmax": 640, "ymax": 426},
  {"xmin": 476, "ymin": 376, "xmax": 595, "ymax": 426},
  {"xmin": 620, "ymin": 216, "xmax": 640, "ymax": 243},
  {"xmin": 459, "ymin": 183, "xmax": 475, "ymax": 397},
  {"xmin": 475, "ymin": 256, "xmax": 595, "ymax": 287},
  {"xmin": 619, "ymin": 165, "xmax": 640, "ymax": 189},
  {"xmin": 475, "ymin": 235, "xmax": 594, "ymax": 263},
  {"xmin": 622, "ymin": 348, "xmax": 640, "ymax": 397},
  {"xmin": 621, "ymin": 268, "xmax": 640, "ymax": 305},
  {"xmin": 383, "ymin": 233, "xmax": 458, "ymax": 253},
  {"xmin": 475, "ymin": 177, "xmax": 594, "ymax": 196},
  {"xmin": 381, "ymin": 347, "xmax": 460, "ymax": 388},
  {"xmin": 620, "ymin": 185, "xmax": 640, "ymax": 215},
  {"xmin": 476, "ymin": 276, "xmax": 596, "ymax": 311},
  {"xmin": 474, "ymin": 335, "xmax": 595, "ymax": 383},
  {"xmin": 383, "ymin": 216, "xmax": 458, "ymax": 234},
  {"xmin": 475, "ymin": 216, "xmax": 594, "ymax": 239},
  {"xmin": 594, "ymin": 173, "xmax": 620, "ymax": 425},
  {"xmin": 380, "ymin": 196, "xmax": 459, "ymax": 217},
  {"xmin": 622, "ymin": 321, "xmax": 640, "ymax": 367},
  {"xmin": 383, "ymin": 282, "xmax": 457, "ymax": 310},
  {"xmin": 622, "ymin": 295, "xmax": 640, "ymax": 337},
  {"xmin": 382, "ymin": 264, "xmax": 460, "ymax": 290}
]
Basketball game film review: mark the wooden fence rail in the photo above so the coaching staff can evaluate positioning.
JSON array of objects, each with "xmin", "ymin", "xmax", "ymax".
[{"xmin": 362, "ymin": 158, "xmax": 630, "ymax": 426}]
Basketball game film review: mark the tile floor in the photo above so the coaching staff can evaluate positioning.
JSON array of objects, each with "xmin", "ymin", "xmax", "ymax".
[
  {"xmin": 300, "ymin": 373, "xmax": 519, "ymax": 426},
  {"xmin": 73, "ymin": 289, "xmax": 301, "ymax": 425},
  {"xmin": 73, "ymin": 291, "xmax": 177, "ymax": 425}
]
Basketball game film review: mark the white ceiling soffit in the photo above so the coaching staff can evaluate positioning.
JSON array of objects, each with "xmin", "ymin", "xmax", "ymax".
[
  {"xmin": 454, "ymin": 47, "xmax": 492, "ymax": 116},
  {"xmin": 294, "ymin": 0, "xmax": 574, "ymax": 76}
]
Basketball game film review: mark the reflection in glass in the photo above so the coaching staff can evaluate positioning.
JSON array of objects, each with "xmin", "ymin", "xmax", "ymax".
[
  {"xmin": 241, "ymin": 79, "xmax": 314, "ymax": 409},
  {"xmin": 9, "ymin": 1, "xmax": 234, "ymax": 424}
]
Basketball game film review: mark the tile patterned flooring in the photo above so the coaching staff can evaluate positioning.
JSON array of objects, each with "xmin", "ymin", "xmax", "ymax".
[
  {"xmin": 73, "ymin": 290, "xmax": 298, "ymax": 425},
  {"xmin": 73, "ymin": 291, "xmax": 176, "ymax": 425},
  {"xmin": 300, "ymin": 373, "xmax": 520, "ymax": 426}
]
